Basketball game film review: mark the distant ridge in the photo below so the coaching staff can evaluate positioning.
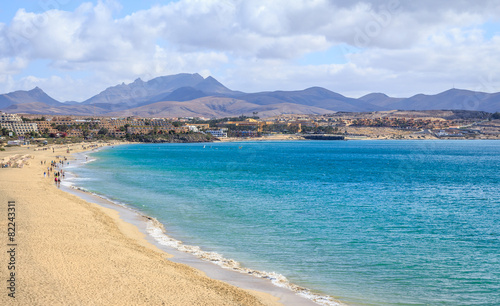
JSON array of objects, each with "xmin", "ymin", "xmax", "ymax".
[
  {"xmin": 108, "ymin": 97, "xmax": 333, "ymax": 118},
  {"xmin": 0, "ymin": 87, "xmax": 62, "ymax": 109},
  {"xmin": 241, "ymin": 87, "xmax": 382, "ymax": 112},
  {"xmin": 81, "ymin": 73, "xmax": 206, "ymax": 108},
  {"xmin": 359, "ymin": 93, "xmax": 404, "ymax": 107},
  {"xmin": 163, "ymin": 87, "xmax": 207, "ymax": 102},
  {"xmin": 1, "ymin": 73, "xmax": 499, "ymax": 117},
  {"xmin": 388, "ymin": 89, "xmax": 491, "ymax": 111},
  {"xmin": 192, "ymin": 76, "xmax": 236, "ymax": 95}
]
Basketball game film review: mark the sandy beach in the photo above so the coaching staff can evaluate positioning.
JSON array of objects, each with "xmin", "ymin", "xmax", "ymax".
[{"xmin": 0, "ymin": 142, "xmax": 286, "ymax": 305}]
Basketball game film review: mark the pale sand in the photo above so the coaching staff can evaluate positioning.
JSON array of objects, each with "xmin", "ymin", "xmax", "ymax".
[{"xmin": 0, "ymin": 142, "xmax": 284, "ymax": 305}]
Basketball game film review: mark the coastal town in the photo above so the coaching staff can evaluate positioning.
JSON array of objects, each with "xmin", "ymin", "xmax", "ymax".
[
  {"xmin": 1, "ymin": 110, "xmax": 500, "ymax": 149},
  {"xmin": 1, "ymin": 110, "xmax": 500, "ymax": 146}
]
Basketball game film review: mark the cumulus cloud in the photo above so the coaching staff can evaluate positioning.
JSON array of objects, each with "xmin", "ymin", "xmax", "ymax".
[{"xmin": 0, "ymin": 0, "xmax": 499, "ymax": 101}]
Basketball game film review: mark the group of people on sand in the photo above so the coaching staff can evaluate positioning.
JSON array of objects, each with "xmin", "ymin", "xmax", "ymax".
[
  {"xmin": 54, "ymin": 171, "xmax": 64, "ymax": 187},
  {"xmin": 43, "ymin": 158, "xmax": 67, "ymax": 188}
]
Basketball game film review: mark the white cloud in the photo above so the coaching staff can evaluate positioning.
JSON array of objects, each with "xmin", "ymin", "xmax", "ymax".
[
  {"xmin": 0, "ymin": 0, "xmax": 499, "ymax": 102},
  {"xmin": 224, "ymin": 23, "xmax": 500, "ymax": 98},
  {"xmin": 0, "ymin": 57, "xmax": 29, "ymax": 75}
]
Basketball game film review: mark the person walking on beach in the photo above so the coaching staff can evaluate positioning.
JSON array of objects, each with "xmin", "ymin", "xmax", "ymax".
[{"xmin": 44, "ymin": 172, "xmax": 46, "ymax": 177}]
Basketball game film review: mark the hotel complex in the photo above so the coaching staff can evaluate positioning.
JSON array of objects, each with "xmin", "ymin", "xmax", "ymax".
[{"xmin": 0, "ymin": 112, "xmax": 38, "ymax": 136}]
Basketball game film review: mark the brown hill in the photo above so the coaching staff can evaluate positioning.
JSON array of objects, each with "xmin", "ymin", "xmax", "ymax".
[
  {"xmin": 4, "ymin": 102, "xmax": 108, "ymax": 116},
  {"xmin": 1, "ymin": 73, "xmax": 498, "ymax": 116},
  {"xmin": 0, "ymin": 87, "xmax": 62, "ymax": 109},
  {"xmin": 108, "ymin": 97, "xmax": 332, "ymax": 118}
]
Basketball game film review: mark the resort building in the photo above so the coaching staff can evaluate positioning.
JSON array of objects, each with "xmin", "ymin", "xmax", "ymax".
[
  {"xmin": 126, "ymin": 126, "xmax": 158, "ymax": 135},
  {"xmin": 51, "ymin": 117, "xmax": 76, "ymax": 126},
  {"xmin": 126, "ymin": 124, "xmax": 186, "ymax": 135},
  {"xmin": 0, "ymin": 122, "xmax": 38, "ymax": 135},
  {"xmin": 187, "ymin": 123, "xmax": 210, "ymax": 130},
  {"xmin": 11, "ymin": 122, "xmax": 38, "ymax": 135},
  {"xmin": 0, "ymin": 112, "xmax": 38, "ymax": 135},
  {"xmin": 222, "ymin": 118, "xmax": 271, "ymax": 132},
  {"xmin": 0, "ymin": 112, "xmax": 23, "ymax": 123},
  {"xmin": 206, "ymin": 129, "xmax": 228, "ymax": 138},
  {"xmin": 67, "ymin": 129, "xmax": 84, "ymax": 137},
  {"xmin": 109, "ymin": 130, "xmax": 126, "ymax": 138},
  {"xmin": 36, "ymin": 120, "xmax": 58, "ymax": 133}
]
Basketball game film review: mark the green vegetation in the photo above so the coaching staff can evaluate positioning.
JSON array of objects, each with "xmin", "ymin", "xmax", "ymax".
[
  {"xmin": 27, "ymin": 131, "xmax": 39, "ymax": 138},
  {"xmin": 55, "ymin": 125, "xmax": 70, "ymax": 132},
  {"xmin": 98, "ymin": 128, "xmax": 109, "ymax": 135},
  {"xmin": 125, "ymin": 132, "xmax": 215, "ymax": 143},
  {"xmin": 1, "ymin": 127, "xmax": 12, "ymax": 136},
  {"xmin": 21, "ymin": 116, "xmax": 46, "ymax": 122},
  {"xmin": 261, "ymin": 124, "xmax": 299, "ymax": 134},
  {"xmin": 190, "ymin": 115, "xmax": 255, "ymax": 128}
]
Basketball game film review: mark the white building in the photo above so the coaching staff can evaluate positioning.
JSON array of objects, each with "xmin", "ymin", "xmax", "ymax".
[
  {"xmin": 186, "ymin": 125, "xmax": 199, "ymax": 132},
  {"xmin": 0, "ymin": 112, "xmax": 38, "ymax": 135},
  {"xmin": 11, "ymin": 122, "xmax": 38, "ymax": 135},
  {"xmin": 0, "ymin": 122, "xmax": 38, "ymax": 135},
  {"xmin": 0, "ymin": 112, "xmax": 22, "ymax": 123},
  {"xmin": 206, "ymin": 129, "xmax": 228, "ymax": 138}
]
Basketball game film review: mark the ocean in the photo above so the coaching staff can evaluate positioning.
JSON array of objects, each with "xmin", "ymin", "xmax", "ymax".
[{"xmin": 68, "ymin": 140, "xmax": 500, "ymax": 305}]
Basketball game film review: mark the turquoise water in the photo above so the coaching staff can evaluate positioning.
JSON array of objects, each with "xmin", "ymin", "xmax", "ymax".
[{"xmin": 71, "ymin": 141, "xmax": 500, "ymax": 305}]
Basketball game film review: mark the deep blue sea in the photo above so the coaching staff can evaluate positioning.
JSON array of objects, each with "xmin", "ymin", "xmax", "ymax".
[{"xmin": 70, "ymin": 140, "xmax": 500, "ymax": 305}]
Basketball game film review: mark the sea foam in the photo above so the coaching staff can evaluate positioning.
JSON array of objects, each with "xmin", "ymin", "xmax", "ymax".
[
  {"xmin": 145, "ymin": 217, "xmax": 343, "ymax": 306},
  {"xmin": 67, "ymin": 182, "xmax": 343, "ymax": 305}
]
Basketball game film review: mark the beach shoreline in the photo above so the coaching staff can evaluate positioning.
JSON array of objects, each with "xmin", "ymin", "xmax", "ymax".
[
  {"xmin": 0, "ymin": 141, "xmax": 283, "ymax": 305},
  {"xmin": 64, "ymin": 145, "xmax": 339, "ymax": 306},
  {"xmin": 0, "ymin": 141, "xmax": 326, "ymax": 305}
]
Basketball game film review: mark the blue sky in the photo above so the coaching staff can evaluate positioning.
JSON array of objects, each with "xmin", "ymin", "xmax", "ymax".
[
  {"xmin": 1, "ymin": 0, "xmax": 500, "ymax": 102},
  {"xmin": 0, "ymin": 0, "xmax": 170, "ymax": 20}
]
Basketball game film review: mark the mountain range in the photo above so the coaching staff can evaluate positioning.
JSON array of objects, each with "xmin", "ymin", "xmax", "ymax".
[{"xmin": 1, "ymin": 73, "xmax": 499, "ymax": 118}]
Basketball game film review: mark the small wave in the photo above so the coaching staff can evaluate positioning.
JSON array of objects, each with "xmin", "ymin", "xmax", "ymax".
[
  {"xmin": 71, "ymin": 177, "xmax": 96, "ymax": 181},
  {"xmin": 67, "ymin": 183, "xmax": 343, "ymax": 305},
  {"xmin": 69, "ymin": 186, "xmax": 131, "ymax": 209},
  {"xmin": 146, "ymin": 218, "xmax": 343, "ymax": 306},
  {"xmin": 60, "ymin": 180, "xmax": 74, "ymax": 188},
  {"xmin": 83, "ymin": 158, "xmax": 97, "ymax": 164},
  {"xmin": 70, "ymin": 185, "xmax": 90, "ymax": 193}
]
